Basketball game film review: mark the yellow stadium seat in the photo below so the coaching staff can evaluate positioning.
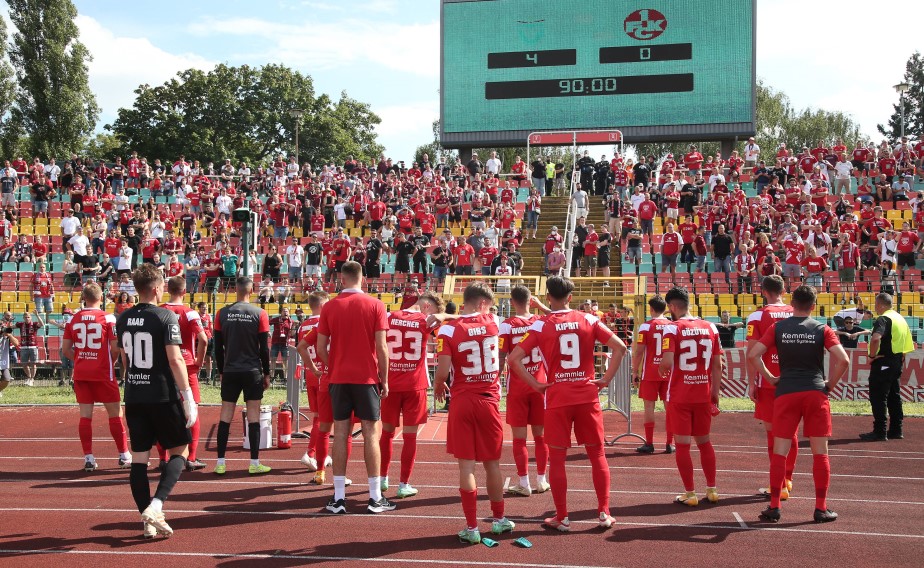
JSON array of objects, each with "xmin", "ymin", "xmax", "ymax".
[
  {"xmin": 697, "ymin": 293, "xmax": 715, "ymax": 305},
  {"xmin": 716, "ymin": 294, "xmax": 736, "ymax": 306},
  {"xmin": 0, "ymin": 292, "xmax": 15, "ymax": 303},
  {"xmin": 699, "ymin": 305, "xmax": 719, "ymax": 318}
]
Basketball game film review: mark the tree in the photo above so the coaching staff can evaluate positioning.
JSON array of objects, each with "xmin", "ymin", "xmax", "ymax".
[
  {"xmin": 0, "ymin": 17, "xmax": 19, "ymax": 157},
  {"xmin": 82, "ymin": 132, "xmax": 122, "ymax": 161},
  {"xmin": 878, "ymin": 51, "xmax": 924, "ymax": 141},
  {"xmin": 108, "ymin": 64, "xmax": 384, "ymax": 166},
  {"xmin": 6, "ymin": 0, "xmax": 99, "ymax": 159}
]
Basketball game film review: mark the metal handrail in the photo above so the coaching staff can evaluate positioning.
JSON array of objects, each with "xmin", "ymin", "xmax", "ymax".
[{"xmin": 563, "ymin": 172, "xmax": 579, "ymax": 276}]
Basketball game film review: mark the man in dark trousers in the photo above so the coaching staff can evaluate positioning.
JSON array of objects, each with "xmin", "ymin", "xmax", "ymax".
[
  {"xmin": 860, "ymin": 293, "xmax": 914, "ymax": 441},
  {"xmin": 118, "ymin": 264, "xmax": 197, "ymax": 538}
]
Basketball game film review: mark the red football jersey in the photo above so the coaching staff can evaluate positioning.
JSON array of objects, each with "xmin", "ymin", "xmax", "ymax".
[
  {"xmin": 161, "ymin": 303, "xmax": 205, "ymax": 366},
  {"xmin": 387, "ymin": 309, "xmax": 433, "ymax": 392},
  {"xmin": 499, "ymin": 314, "xmax": 544, "ymax": 398},
  {"xmin": 64, "ymin": 308, "xmax": 117, "ymax": 382},
  {"xmin": 746, "ymin": 303, "xmax": 794, "ymax": 388},
  {"xmin": 636, "ymin": 317, "xmax": 672, "ymax": 382},
  {"xmin": 662, "ymin": 317, "xmax": 722, "ymax": 404},
  {"xmin": 517, "ymin": 310, "xmax": 615, "ymax": 409},
  {"xmin": 436, "ymin": 313, "xmax": 501, "ymax": 401}
]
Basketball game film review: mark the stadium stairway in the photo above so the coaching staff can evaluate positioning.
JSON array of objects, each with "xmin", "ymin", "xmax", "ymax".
[{"xmin": 520, "ymin": 194, "xmax": 614, "ymax": 277}]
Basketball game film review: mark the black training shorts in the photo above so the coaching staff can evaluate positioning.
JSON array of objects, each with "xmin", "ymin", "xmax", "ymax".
[
  {"xmin": 221, "ymin": 370, "xmax": 265, "ymax": 403},
  {"xmin": 125, "ymin": 401, "xmax": 191, "ymax": 453},
  {"xmin": 328, "ymin": 383, "xmax": 381, "ymax": 422}
]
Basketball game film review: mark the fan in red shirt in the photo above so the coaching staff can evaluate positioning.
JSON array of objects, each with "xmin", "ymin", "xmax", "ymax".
[
  {"xmin": 661, "ymin": 223, "xmax": 681, "ymax": 277},
  {"xmin": 499, "ymin": 286, "xmax": 551, "ymax": 496},
  {"xmin": 62, "ymin": 283, "xmax": 128, "ymax": 471},
  {"xmin": 295, "ymin": 291, "xmax": 333, "ymax": 478},
  {"xmin": 454, "ymin": 240, "xmax": 475, "ymax": 275},
  {"xmin": 895, "ymin": 221, "xmax": 920, "ymax": 270},
  {"xmin": 434, "ymin": 283, "xmax": 513, "ymax": 543},
  {"xmin": 317, "ymin": 262, "xmax": 394, "ymax": 514},
  {"xmin": 683, "ymin": 146, "xmax": 704, "ymax": 174},
  {"xmin": 159, "ymin": 277, "xmax": 208, "ymax": 469},
  {"xmin": 658, "ymin": 287, "xmax": 723, "ymax": 507},
  {"xmin": 745, "ymin": 275, "xmax": 799, "ymax": 498},
  {"xmin": 631, "ymin": 295, "xmax": 674, "ymax": 454},
  {"xmin": 379, "ymin": 293, "xmax": 444, "ymax": 499},
  {"xmin": 878, "ymin": 156, "xmax": 897, "ymax": 182},
  {"xmin": 510, "ymin": 277, "xmax": 627, "ymax": 532}
]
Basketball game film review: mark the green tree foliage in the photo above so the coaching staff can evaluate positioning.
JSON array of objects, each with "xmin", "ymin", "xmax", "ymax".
[
  {"xmin": 82, "ymin": 132, "xmax": 122, "ymax": 160},
  {"xmin": 878, "ymin": 51, "xmax": 923, "ymax": 140},
  {"xmin": 6, "ymin": 0, "xmax": 99, "ymax": 158},
  {"xmin": 108, "ymin": 64, "xmax": 384, "ymax": 166},
  {"xmin": 0, "ymin": 17, "xmax": 19, "ymax": 158}
]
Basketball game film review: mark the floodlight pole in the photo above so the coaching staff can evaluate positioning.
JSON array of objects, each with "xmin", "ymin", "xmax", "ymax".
[{"xmin": 894, "ymin": 83, "xmax": 910, "ymax": 139}]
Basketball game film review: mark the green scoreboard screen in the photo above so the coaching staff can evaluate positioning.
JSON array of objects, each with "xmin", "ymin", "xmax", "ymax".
[{"xmin": 440, "ymin": 0, "xmax": 756, "ymax": 147}]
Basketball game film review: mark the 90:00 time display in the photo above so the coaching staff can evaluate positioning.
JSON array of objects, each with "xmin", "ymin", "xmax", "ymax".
[{"xmin": 558, "ymin": 78, "xmax": 618, "ymax": 95}]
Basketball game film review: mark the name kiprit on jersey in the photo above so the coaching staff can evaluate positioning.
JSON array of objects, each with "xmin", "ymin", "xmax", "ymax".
[{"xmin": 555, "ymin": 322, "xmax": 580, "ymax": 331}]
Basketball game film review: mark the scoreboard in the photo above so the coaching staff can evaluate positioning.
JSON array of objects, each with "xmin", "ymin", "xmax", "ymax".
[{"xmin": 440, "ymin": 0, "xmax": 756, "ymax": 147}]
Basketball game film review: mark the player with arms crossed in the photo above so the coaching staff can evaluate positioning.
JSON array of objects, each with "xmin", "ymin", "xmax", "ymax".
[
  {"xmin": 499, "ymin": 284, "xmax": 551, "ymax": 496},
  {"xmin": 746, "ymin": 274, "xmax": 799, "ymax": 499},
  {"xmin": 510, "ymin": 276, "xmax": 627, "ymax": 532},
  {"xmin": 747, "ymin": 285, "xmax": 849, "ymax": 523},
  {"xmin": 117, "ymin": 264, "xmax": 197, "ymax": 538},
  {"xmin": 380, "ymin": 292, "xmax": 445, "ymax": 499},
  {"xmin": 161, "ymin": 276, "xmax": 208, "ymax": 471},
  {"xmin": 63, "ymin": 283, "xmax": 130, "ymax": 472},
  {"xmin": 434, "ymin": 283, "xmax": 515, "ymax": 544},
  {"xmin": 295, "ymin": 291, "xmax": 330, "ymax": 472},
  {"xmin": 658, "ymin": 287, "xmax": 723, "ymax": 507},
  {"xmin": 632, "ymin": 295, "xmax": 674, "ymax": 454}
]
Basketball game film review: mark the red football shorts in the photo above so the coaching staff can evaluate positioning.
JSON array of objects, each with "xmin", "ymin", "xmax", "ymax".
[
  {"xmin": 187, "ymin": 365, "xmax": 201, "ymax": 403},
  {"xmin": 74, "ymin": 380, "xmax": 121, "ymax": 405},
  {"xmin": 505, "ymin": 391, "xmax": 545, "ymax": 427},
  {"xmin": 667, "ymin": 402, "xmax": 712, "ymax": 437},
  {"xmin": 317, "ymin": 385, "xmax": 359, "ymax": 424},
  {"xmin": 381, "ymin": 389, "xmax": 428, "ymax": 427},
  {"xmin": 754, "ymin": 387, "xmax": 777, "ymax": 422},
  {"xmin": 544, "ymin": 401, "xmax": 605, "ymax": 448},
  {"xmin": 638, "ymin": 379, "xmax": 669, "ymax": 402},
  {"xmin": 772, "ymin": 390, "xmax": 832, "ymax": 439},
  {"xmin": 447, "ymin": 394, "xmax": 503, "ymax": 462},
  {"xmin": 305, "ymin": 382, "xmax": 320, "ymax": 414}
]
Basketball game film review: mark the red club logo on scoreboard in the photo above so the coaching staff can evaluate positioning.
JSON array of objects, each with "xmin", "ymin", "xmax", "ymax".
[{"xmin": 624, "ymin": 9, "xmax": 667, "ymax": 41}]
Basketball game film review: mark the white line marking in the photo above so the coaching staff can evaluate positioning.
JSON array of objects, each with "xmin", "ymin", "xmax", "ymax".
[
  {"xmin": 0, "ymin": 507, "xmax": 922, "ymax": 540},
  {"xmin": 0, "ymin": 548, "xmax": 614, "ymax": 568},
  {"xmin": 733, "ymin": 512, "xmax": 748, "ymax": 529}
]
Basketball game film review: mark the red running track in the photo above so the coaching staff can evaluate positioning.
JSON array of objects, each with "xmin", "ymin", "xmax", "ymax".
[{"xmin": 0, "ymin": 406, "xmax": 921, "ymax": 568}]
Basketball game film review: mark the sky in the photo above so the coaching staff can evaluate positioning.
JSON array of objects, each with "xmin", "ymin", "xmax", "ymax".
[{"xmin": 10, "ymin": 0, "xmax": 924, "ymax": 159}]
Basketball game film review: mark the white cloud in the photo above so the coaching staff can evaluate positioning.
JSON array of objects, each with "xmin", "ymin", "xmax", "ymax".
[
  {"xmin": 186, "ymin": 17, "xmax": 439, "ymax": 79},
  {"xmin": 756, "ymin": 0, "xmax": 922, "ymax": 140},
  {"xmin": 373, "ymin": 101, "xmax": 439, "ymax": 158},
  {"xmin": 76, "ymin": 15, "xmax": 214, "ymax": 125}
]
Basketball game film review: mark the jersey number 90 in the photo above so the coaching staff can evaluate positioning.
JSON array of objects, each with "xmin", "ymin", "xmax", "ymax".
[{"xmin": 122, "ymin": 331, "xmax": 154, "ymax": 369}]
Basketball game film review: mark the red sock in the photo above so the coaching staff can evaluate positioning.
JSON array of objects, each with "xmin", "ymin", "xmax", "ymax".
[
  {"xmin": 644, "ymin": 422, "xmax": 654, "ymax": 445},
  {"xmin": 813, "ymin": 454, "xmax": 831, "ymax": 511},
  {"xmin": 766, "ymin": 430, "xmax": 775, "ymax": 459},
  {"xmin": 549, "ymin": 447, "xmax": 569, "ymax": 520},
  {"xmin": 769, "ymin": 453, "xmax": 786, "ymax": 508},
  {"xmin": 460, "ymin": 488, "xmax": 478, "ymax": 529},
  {"xmin": 512, "ymin": 438, "xmax": 528, "ymax": 477},
  {"xmin": 587, "ymin": 444, "xmax": 611, "ymax": 513},
  {"xmin": 316, "ymin": 431, "xmax": 330, "ymax": 469},
  {"xmin": 697, "ymin": 442, "xmax": 717, "ymax": 487},
  {"xmin": 786, "ymin": 434, "xmax": 799, "ymax": 480},
  {"xmin": 675, "ymin": 443, "xmax": 695, "ymax": 492},
  {"xmin": 78, "ymin": 417, "xmax": 93, "ymax": 455},
  {"xmin": 400, "ymin": 433, "xmax": 417, "ymax": 484},
  {"xmin": 307, "ymin": 418, "xmax": 320, "ymax": 457},
  {"xmin": 534, "ymin": 435, "xmax": 548, "ymax": 476},
  {"xmin": 490, "ymin": 500, "xmax": 504, "ymax": 521},
  {"xmin": 108, "ymin": 416, "xmax": 128, "ymax": 454},
  {"xmin": 188, "ymin": 416, "xmax": 200, "ymax": 461},
  {"xmin": 155, "ymin": 443, "xmax": 167, "ymax": 463},
  {"xmin": 379, "ymin": 430, "xmax": 394, "ymax": 478}
]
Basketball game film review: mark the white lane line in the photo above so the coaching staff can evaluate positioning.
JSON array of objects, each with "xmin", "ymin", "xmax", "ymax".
[
  {"xmin": 733, "ymin": 512, "xmax": 748, "ymax": 529},
  {"xmin": 0, "ymin": 548, "xmax": 615, "ymax": 568},
  {"xmin": 1, "ymin": 507, "xmax": 922, "ymax": 540}
]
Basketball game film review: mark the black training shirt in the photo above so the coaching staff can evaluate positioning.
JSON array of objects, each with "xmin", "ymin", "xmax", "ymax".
[{"xmin": 118, "ymin": 304, "xmax": 183, "ymax": 404}]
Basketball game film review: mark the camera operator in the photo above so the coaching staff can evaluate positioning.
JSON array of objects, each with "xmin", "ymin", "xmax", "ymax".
[{"xmin": 0, "ymin": 322, "xmax": 20, "ymax": 397}]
